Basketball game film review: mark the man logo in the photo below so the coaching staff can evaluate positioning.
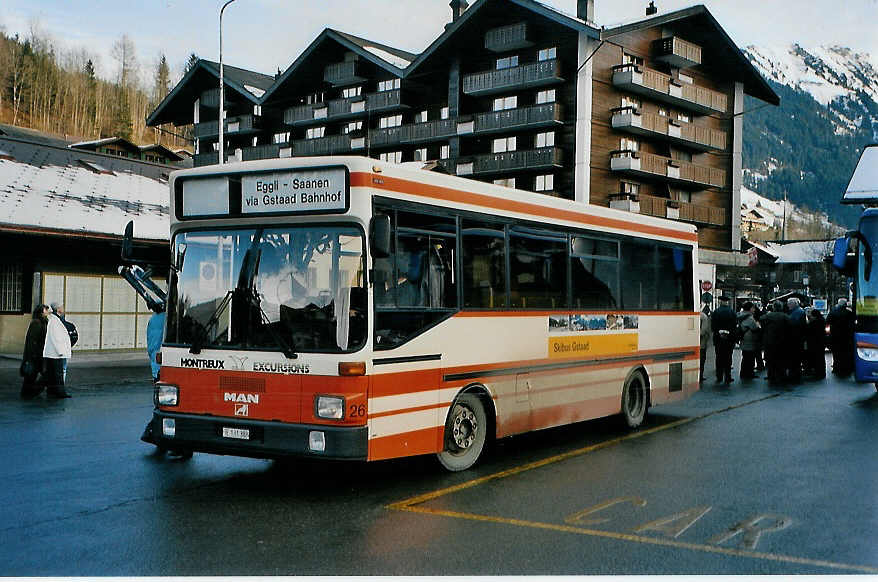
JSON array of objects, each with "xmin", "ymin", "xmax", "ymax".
[
  {"xmin": 235, "ymin": 404, "xmax": 249, "ymax": 416},
  {"xmin": 228, "ymin": 355, "xmax": 249, "ymax": 371}
]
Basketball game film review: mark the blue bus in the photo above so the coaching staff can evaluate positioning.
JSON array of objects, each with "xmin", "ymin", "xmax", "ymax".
[{"xmin": 832, "ymin": 144, "xmax": 878, "ymax": 387}]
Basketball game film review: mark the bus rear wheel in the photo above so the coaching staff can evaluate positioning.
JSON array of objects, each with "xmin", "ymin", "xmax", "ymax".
[
  {"xmin": 437, "ymin": 393, "xmax": 487, "ymax": 472},
  {"xmin": 621, "ymin": 372, "xmax": 648, "ymax": 429}
]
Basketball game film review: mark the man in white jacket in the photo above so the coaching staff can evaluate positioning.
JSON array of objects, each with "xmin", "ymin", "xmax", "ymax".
[{"xmin": 43, "ymin": 308, "xmax": 72, "ymax": 398}]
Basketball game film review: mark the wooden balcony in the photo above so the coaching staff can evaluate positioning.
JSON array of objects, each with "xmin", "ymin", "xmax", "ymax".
[
  {"xmin": 284, "ymin": 90, "xmax": 404, "ymax": 127},
  {"xmin": 612, "ymin": 64, "xmax": 726, "ymax": 115},
  {"xmin": 193, "ymin": 114, "xmax": 261, "ymax": 139},
  {"xmin": 463, "ymin": 103, "xmax": 563, "ymax": 136},
  {"xmin": 241, "ymin": 143, "xmax": 294, "ymax": 162},
  {"xmin": 485, "ymin": 22, "xmax": 533, "ymax": 52},
  {"xmin": 462, "ymin": 59, "xmax": 563, "ymax": 96},
  {"xmin": 609, "ymin": 193, "xmax": 726, "ymax": 226},
  {"xmin": 610, "ymin": 151, "xmax": 726, "ymax": 189},
  {"xmin": 292, "ymin": 134, "xmax": 354, "ymax": 156},
  {"xmin": 455, "ymin": 147, "xmax": 562, "ymax": 176},
  {"xmin": 192, "ymin": 151, "xmax": 219, "ymax": 167},
  {"xmin": 199, "ymin": 88, "xmax": 220, "ymax": 109},
  {"xmin": 324, "ymin": 60, "xmax": 365, "ymax": 86},
  {"xmin": 369, "ymin": 119, "xmax": 456, "ymax": 147},
  {"xmin": 611, "ymin": 107, "xmax": 726, "ymax": 151},
  {"xmin": 653, "ymin": 37, "xmax": 702, "ymax": 69}
]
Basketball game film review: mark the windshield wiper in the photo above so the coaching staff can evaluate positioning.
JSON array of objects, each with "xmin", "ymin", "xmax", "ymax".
[{"xmin": 189, "ymin": 289, "xmax": 233, "ymax": 354}]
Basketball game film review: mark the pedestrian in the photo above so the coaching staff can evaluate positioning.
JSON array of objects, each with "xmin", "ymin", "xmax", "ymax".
[
  {"xmin": 699, "ymin": 304, "xmax": 711, "ymax": 383},
  {"xmin": 711, "ymin": 294, "xmax": 736, "ymax": 385},
  {"xmin": 805, "ymin": 307, "xmax": 826, "ymax": 379},
  {"xmin": 43, "ymin": 303, "xmax": 72, "ymax": 398},
  {"xmin": 146, "ymin": 308, "xmax": 165, "ymax": 383},
  {"xmin": 786, "ymin": 297, "xmax": 806, "ymax": 384},
  {"xmin": 760, "ymin": 300, "xmax": 791, "ymax": 386},
  {"xmin": 753, "ymin": 302, "xmax": 765, "ymax": 372},
  {"xmin": 738, "ymin": 301, "xmax": 761, "ymax": 379},
  {"xmin": 827, "ymin": 298, "xmax": 855, "ymax": 376},
  {"xmin": 20, "ymin": 304, "xmax": 50, "ymax": 399},
  {"xmin": 50, "ymin": 302, "xmax": 78, "ymax": 382}
]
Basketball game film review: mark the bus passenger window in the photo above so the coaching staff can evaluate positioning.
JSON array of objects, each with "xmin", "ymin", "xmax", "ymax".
[
  {"xmin": 463, "ymin": 223, "xmax": 507, "ymax": 308},
  {"xmin": 571, "ymin": 236, "xmax": 619, "ymax": 309},
  {"xmin": 509, "ymin": 228, "xmax": 567, "ymax": 309},
  {"xmin": 657, "ymin": 246, "xmax": 693, "ymax": 311},
  {"xmin": 621, "ymin": 240, "xmax": 657, "ymax": 310}
]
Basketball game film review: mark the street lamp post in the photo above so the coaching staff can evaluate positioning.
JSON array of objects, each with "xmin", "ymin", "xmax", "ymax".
[{"xmin": 218, "ymin": 0, "xmax": 238, "ymax": 165}]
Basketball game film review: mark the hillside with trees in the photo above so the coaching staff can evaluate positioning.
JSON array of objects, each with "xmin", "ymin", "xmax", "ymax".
[{"xmin": 0, "ymin": 26, "xmax": 193, "ymax": 150}]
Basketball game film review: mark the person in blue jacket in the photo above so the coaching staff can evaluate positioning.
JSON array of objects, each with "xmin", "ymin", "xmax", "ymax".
[{"xmin": 146, "ymin": 309, "xmax": 165, "ymax": 383}]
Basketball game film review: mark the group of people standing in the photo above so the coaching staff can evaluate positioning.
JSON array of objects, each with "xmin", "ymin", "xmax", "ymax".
[
  {"xmin": 700, "ymin": 295, "xmax": 856, "ymax": 387},
  {"xmin": 20, "ymin": 302, "xmax": 77, "ymax": 399}
]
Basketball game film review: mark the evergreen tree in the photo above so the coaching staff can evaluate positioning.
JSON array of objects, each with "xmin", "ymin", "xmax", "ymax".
[
  {"xmin": 153, "ymin": 54, "xmax": 170, "ymax": 105},
  {"xmin": 185, "ymin": 53, "xmax": 199, "ymax": 74}
]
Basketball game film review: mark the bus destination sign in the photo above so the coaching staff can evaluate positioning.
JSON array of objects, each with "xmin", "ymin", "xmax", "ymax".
[{"xmin": 241, "ymin": 168, "xmax": 347, "ymax": 214}]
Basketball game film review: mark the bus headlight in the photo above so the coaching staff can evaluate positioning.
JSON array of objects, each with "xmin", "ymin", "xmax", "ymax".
[
  {"xmin": 857, "ymin": 347, "xmax": 878, "ymax": 361},
  {"xmin": 156, "ymin": 384, "xmax": 179, "ymax": 406},
  {"xmin": 316, "ymin": 395, "xmax": 345, "ymax": 419}
]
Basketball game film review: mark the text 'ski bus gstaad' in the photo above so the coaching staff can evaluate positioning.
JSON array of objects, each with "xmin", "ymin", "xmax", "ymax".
[
  {"xmin": 134, "ymin": 156, "xmax": 700, "ymax": 471},
  {"xmin": 832, "ymin": 143, "xmax": 878, "ymax": 390}
]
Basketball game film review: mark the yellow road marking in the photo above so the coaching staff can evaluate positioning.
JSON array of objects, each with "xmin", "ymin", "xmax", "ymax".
[{"xmin": 387, "ymin": 394, "xmax": 878, "ymax": 574}]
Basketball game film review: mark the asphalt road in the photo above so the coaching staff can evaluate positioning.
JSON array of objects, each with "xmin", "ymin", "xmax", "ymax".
[{"xmin": 1, "ymin": 351, "xmax": 877, "ymax": 575}]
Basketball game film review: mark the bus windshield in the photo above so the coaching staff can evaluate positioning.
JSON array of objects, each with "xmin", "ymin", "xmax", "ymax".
[
  {"xmin": 857, "ymin": 214, "xmax": 878, "ymax": 333},
  {"xmin": 166, "ymin": 225, "xmax": 366, "ymax": 353}
]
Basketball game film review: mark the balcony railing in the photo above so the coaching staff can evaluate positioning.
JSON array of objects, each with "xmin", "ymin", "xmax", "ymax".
[
  {"xmin": 653, "ymin": 37, "xmax": 702, "ymax": 69},
  {"xmin": 611, "ymin": 108, "xmax": 726, "ymax": 151},
  {"xmin": 462, "ymin": 59, "xmax": 563, "ymax": 96},
  {"xmin": 609, "ymin": 193, "xmax": 726, "ymax": 226},
  {"xmin": 193, "ymin": 114, "xmax": 261, "ymax": 139},
  {"xmin": 240, "ymin": 143, "xmax": 295, "ymax": 162},
  {"xmin": 485, "ymin": 22, "xmax": 532, "ymax": 52},
  {"xmin": 612, "ymin": 64, "xmax": 727, "ymax": 114},
  {"xmin": 199, "ymin": 88, "xmax": 220, "ymax": 109},
  {"xmin": 455, "ymin": 147, "xmax": 562, "ymax": 176},
  {"xmin": 324, "ymin": 60, "xmax": 365, "ymax": 86},
  {"xmin": 193, "ymin": 151, "xmax": 219, "ymax": 167},
  {"xmin": 369, "ymin": 118, "xmax": 457, "ymax": 147},
  {"xmin": 292, "ymin": 134, "xmax": 354, "ymax": 156},
  {"xmin": 467, "ymin": 103, "xmax": 563, "ymax": 135},
  {"xmin": 284, "ymin": 90, "xmax": 404, "ymax": 126},
  {"xmin": 610, "ymin": 151, "xmax": 726, "ymax": 188}
]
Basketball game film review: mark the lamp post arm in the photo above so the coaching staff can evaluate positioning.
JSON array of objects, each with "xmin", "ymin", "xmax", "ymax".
[{"xmin": 218, "ymin": 0, "xmax": 238, "ymax": 165}]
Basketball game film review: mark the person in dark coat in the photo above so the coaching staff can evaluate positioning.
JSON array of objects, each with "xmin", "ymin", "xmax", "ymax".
[
  {"xmin": 20, "ymin": 304, "xmax": 50, "ymax": 399},
  {"xmin": 827, "ymin": 298, "xmax": 855, "ymax": 376},
  {"xmin": 786, "ymin": 297, "xmax": 806, "ymax": 384},
  {"xmin": 805, "ymin": 308, "xmax": 826, "ymax": 379},
  {"xmin": 738, "ymin": 301, "xmax": 761, "ymax": 379},
  {"xmin": 711, "ymin": 295, "xmax": 737, "ymax": 385},
  {"xmin": 760, "ymin": 300, "xmax": 791, "ymax": 386}
]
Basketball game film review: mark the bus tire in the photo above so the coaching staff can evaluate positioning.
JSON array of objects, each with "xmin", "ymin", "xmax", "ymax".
[
  {"xmin": 621, "ymin": 371, "xmax": 648, "ymax": 429},
  {"xmin": 437, "ymin": 393, "xmax": 487, "ymax": 472}
]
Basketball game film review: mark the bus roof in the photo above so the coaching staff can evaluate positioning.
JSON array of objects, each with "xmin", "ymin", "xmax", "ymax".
[
  {"xmin": 170, "ymin": 156, "xmax": 697, "ymax": 245},
  {"xmin": 842, "ymin": 144, "xmax": 878, "ymax": 205}
]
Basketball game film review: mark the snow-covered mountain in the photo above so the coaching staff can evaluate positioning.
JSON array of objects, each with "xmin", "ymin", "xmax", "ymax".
[
  {"xmin": 740, "ymin": 186, "xmax": 845, "ymax": 242},
  {"xmin": 740, "ymin": 44, "xmax": 878, "ymax": 228}
]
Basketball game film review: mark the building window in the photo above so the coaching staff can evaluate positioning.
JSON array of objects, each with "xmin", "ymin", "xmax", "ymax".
[
  {"xmin": 620, "ymin": 137, "xmax": 639, "ymax": 152},
  {"xmin": 377, "ymin": 78, "xmax": 401, "ymax": 92},
  {"xmin": 535, "ymin": 132, "xmax": 554, "ymax": 148},
  {"xmin": 536, "ymin": 89, "xmax": 555, "ymax": 104},
  {"xmin": 253, "ymin": 105, "xmax": 262, "ymax": 116},
  {"xmin": 535, "ymin": 174, "xmax": 554, "ymax": 192},
  {"xmin": 492, "ymin": 136, "xmax": 517, "ymax": 153},
  {"xmin": 440, "ymin": 145, "xmax": 450, "ymax": 159},
  {"xmin": 252, "ymin": 136, "xmax": 258, "ymax": 147},
  {"xmin": 538, "ymin": 47, "xmax": 557, "ymax": 61},
  {"xmin": 342, "ymin": 86, "xmax": 362, "ymax": 99},
  {"xmin": 496, "ymin": 55, "xmax": 519, "ymax": 70},
  {"xmin": 621, "ymin": 96, "xmax": 641, "ymax": 110},
  {"xmin": 306, "ymin": 127, "xmax": 326, "ymax": 139},
  {"xmin": 380, "ymin": 151, "xmax": 403, "ymax": 163},
  {"xmin": 343, "ymin": 121, "xmax": 363, "ymax": 134},
  {"xmin": 623, "ymin": 52, "xmax": 643, "ymax": 67},
  {"xmin": 415, "ymin": 110, "xmax": 428, "ymax": 123},
  {"xmin": 440, "ymin": 107, "xmax": 450, "ymax": 120},
  {"xmin": 677, "ymin": 112, "xmax": 691, "ymax": 123},
  {"xmin": 493, "ymin": 96, "xmax": 517, "ymax": 111},
  {"xmin": 380, "ymin": 114, "xmax": 402, "ymax": 128},
  {"xmin": 621, "ymin": 181, "xmax": 640, "ymax": 195},
  {"xmin": 657, "ymin": 107, "xmax": 668, "ymax": 117},
  {"xmin": 0, "ymin": 263, "xmax": 23, "ymax": 312},
  {"xmin": 273, "ymin": 132, "xmax": 290, "ymax": 144},
  {"xmin": 493, "ymin": 178, "xmax": 516, "ymax": 188},
  {"xmin": 305, "ymin": 91, "xmax": 324, "ymax": 104},
  {"xmin": 414, "ymin": 148, "xmax": 428, "ymax": 161}
]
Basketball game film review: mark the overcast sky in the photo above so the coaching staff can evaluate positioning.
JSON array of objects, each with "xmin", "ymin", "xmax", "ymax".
[{"xmin": 2, "ymin": 0, "xmax": 877, "ymax": 84}]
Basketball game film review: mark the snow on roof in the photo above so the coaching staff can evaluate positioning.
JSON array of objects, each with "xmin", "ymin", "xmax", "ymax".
[
  {"xmin": 244, "ymin": 84, "xmax": 266, "ymax": 98},
  {"xmin": 751, "ymin": 240, "xmax": 834, "ymax": 264},
  {"xmin": 362, "ymin": 45, "xmax": 412, "ymax": 69},
  {"xmin": 0, "ymin": 138, "xmax": 169, "ymax": 241}
]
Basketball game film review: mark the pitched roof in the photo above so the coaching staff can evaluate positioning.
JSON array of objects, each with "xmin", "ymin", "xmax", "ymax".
[
  {"xmin": 69, "ymin": 136, "xmax": 141, "ymax": 153},
  {"xmin": 747, "ymin": 240, "xmax": 834, "ymax": 264},
  {"xmin": 602, "ymin": 4, "xmax": 779, "ymax": 106},
  {"xmin": 0, "ymin": 136, "xmax": 172, "ymax": 241},
  {"xmin": 261, "ymin": 29, "xmax": 415, "ymax": 104}
]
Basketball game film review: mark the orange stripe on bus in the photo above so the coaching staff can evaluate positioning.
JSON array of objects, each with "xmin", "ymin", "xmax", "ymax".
[
  {"xmin": 351, "ymin": 172, "xmax": 697, "ymax": 243},
  {"xmin": 368, "ymin": 426, "xmax": 443, "ymax": 461}
]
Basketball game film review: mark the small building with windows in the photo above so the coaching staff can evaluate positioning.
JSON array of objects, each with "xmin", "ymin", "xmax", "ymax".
[
  {"xmin": 69, "ymin": 137, "xmax": 188, "ymax": 165},
  {"xmin": 0, "ymin": 133, "xmax": 172, "ymax": 354}
]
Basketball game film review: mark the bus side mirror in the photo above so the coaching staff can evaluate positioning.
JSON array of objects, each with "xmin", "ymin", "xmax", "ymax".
[
  {"xmin": 370, "ymin": 214, "xmax": 391, "ymax": 259},
  {"xmin": 121, "ymin": 220, "xmax": 134, "ymax": 263},
  {"xmin": 832, "ymin": 236, "xmax": 852, "ymax": 274}
]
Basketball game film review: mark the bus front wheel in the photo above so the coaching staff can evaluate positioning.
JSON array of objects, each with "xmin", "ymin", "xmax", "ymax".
[
  {"xmin": 437, "ymin": 393, "xmax": 487, "ymax": 472},
  {"xmin": 621, "ymin": 372, "xmax": 648, "ymax": 429}
]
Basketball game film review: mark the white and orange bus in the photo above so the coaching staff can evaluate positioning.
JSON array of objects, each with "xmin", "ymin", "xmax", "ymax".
[{"xmin": 137, "ymin": 155, "xmax": 699, "ymax": 471}]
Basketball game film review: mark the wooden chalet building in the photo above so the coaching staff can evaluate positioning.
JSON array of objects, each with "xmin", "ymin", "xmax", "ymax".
[{"xmin": 147, "ymin": 0, "xmax": 779, "ymax": 273}]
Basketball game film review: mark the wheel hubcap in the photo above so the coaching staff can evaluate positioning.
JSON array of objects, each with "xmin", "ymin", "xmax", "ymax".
[{"xmin": 451, "ymin": 405, "xmax": 478, "ymax": 450}]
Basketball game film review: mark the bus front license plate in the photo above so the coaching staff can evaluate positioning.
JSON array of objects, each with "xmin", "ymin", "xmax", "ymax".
[{"xmin": 222, "ymin": 427, "xmax": 250, "ymax": 440}]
